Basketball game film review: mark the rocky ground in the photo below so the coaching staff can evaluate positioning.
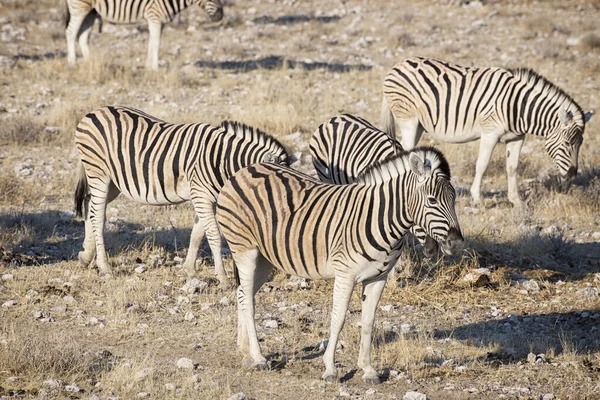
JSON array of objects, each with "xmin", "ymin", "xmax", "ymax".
[{"xmin": 1, "ymin": 0, "xmax": 599, "ymax": 399}]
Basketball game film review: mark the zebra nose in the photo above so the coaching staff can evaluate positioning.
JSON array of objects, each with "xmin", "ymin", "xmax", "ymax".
[
  {"xmin": 566, "ymin": 166, "xmax": 577, "ymax": 179},
  {"xmin": 448, "ymin": 227, "xmax": 464, "ymax": 242},
  {"xmin": 442, "ymin": 228, "xmax": 464, "ymax": 255},
  {"xmin": 210, "ymin": 9, "xmax": 224, "ymax": 21}
]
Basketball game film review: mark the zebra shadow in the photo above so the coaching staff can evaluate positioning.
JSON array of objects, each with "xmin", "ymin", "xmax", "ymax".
[
  {"xmin": 0, "ymin": 210, "xmax": 193, "ymax": 270},
  {"xmin": 194, "ymin": 55, "xmax": 372, "ymax": 73},
  {"xmin": 467, "ymin": 234, "xmax": 600, "ymax": 282},
  {"xmin": 433, "ymin": 309, "xmax": 600, "ymax": 364},
  {"xmin": 252, "ymin": 14, "xmax": 341, "ymax": 25},
  {"xmin": 11, "ymin": 51, "xmax": 66, "ymax": 62}
]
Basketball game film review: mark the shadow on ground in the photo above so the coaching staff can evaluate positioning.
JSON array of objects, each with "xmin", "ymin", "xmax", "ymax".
[
  {"xmin": 194, "ymin": 55, "xmax": 372, "ymax": 73},
  {"xmin": 252, "ymin": 14, "xmax": 341, "ymax": 25},
  {"xmin": 435, "ymin": 310, "xmax": 600, "ymax": 361}
]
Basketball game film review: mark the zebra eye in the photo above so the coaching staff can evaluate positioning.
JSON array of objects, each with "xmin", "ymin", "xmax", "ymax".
[{"xmin": 427, "ymin": 196, "xmax": 438, "ymax": 206}]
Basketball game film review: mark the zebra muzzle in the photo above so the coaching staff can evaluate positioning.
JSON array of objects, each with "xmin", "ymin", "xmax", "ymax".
[
  {"xmin": 559, "ymin": 166, "xmax": 577, "ymax": 192},
  {"xmin": 440, "ymin": 227, "xmax": 464, "ymax": 256}
]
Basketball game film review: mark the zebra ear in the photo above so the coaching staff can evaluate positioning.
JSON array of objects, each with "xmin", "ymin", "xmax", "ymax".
[
  {"xmin": 584, "ymin": 111, "xmax": 593, "ymax": 123},
  {"xmin": 559, "ymin": 108, "xmax": 574, "ymax": 126},
  {"xmin": 408, "ymin": 153, "xmax": 426, "ymax": 181}
]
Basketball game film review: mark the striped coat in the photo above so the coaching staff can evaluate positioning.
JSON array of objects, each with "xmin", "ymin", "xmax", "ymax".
[
  {"xmin": 216, "ymin": 147, "xmax": 463, "ymax": 383},
  {"xmin": 74, "ymin": 105, "xmax": 288, "ymax": 284},
  {"xmin": 382, "ymin": 57, "xmax": 592, "ymax": 206}
]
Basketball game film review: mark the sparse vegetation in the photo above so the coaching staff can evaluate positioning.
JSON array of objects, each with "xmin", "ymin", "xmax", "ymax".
[{"xmin": 0, "ymin": 0, "xmax": 598, "ymax": 399}]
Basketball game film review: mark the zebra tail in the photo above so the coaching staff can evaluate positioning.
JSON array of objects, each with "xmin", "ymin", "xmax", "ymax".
[
  {"xmin": 74, "ymin": 164, "xmax": 88, "ymax": 218},
  {"xmin": 62, "ymin": 0, "xmax": 70, "ymax": 29},
  {"xmin": 380, "ymin": 96, "xmax": 397, "ymax": 140},
  {"xmin": 233, "ymin": 261, "xmax": 240, "ymax": 287}
]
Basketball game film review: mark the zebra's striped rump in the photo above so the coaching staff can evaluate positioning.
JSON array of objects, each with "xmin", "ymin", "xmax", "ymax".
[
  {"xmin": 382, "ymin": 57, "xmax": 592, "ymax": 205},
  {"xmin": 216, "ymin": 146, "xmax": 463, "ymax": 382},
  {"xmin": 74, "ymin": 105, "xmax": 288, "ymax": 283}
]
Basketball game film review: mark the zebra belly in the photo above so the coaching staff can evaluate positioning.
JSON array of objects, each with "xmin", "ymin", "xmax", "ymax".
[
  {"xmin": 426, "ymin": 129, "xmax": 482, "ymax": 144},
  {"xmin": 114, "ymin": 177, "xmax": 190, "ymax": 205}
]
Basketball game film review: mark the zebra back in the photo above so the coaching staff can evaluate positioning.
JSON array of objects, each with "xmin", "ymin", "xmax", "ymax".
[{"xmin": 309, "ymin": 114, "xmax": 403, "ymax": 185}]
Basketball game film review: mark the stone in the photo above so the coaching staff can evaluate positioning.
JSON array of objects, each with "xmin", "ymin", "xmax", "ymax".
[
  {"xmin": 339, "ymin": 386, "xmax": 352, "ymax": 397},
  {"xmin": 42, "ymin": 378, "xmax": 62, "ymax": 388},
  {"xmin": 403, "ymin": 390, "xmax": 428, "ymax": 400},
  {"xmin": 521, "ymin": 279, "xmax": 540, "ymax": 293},
  {"xmin": 227, "ymin": 393, "xmax": 246, "ymax": 400},
  {"xmin": 184, "ymin": 312, "xmax": 195, "ymax": 321},
  {"xmin": 380, "ymin": 304, "xmax": 394, "ymax": 312},
  {"xmin": 400, "ymin": 323, "xmax": 415, "ymax": 334},
  {"xmin": 2, "ymin": 300, "xmax": 16, "ymax": 308},
  {"xmin": 65, "ymin": 384, "xmax": 81, "ymax": 392},
  {"xmin": 463, "ymin": 270, "xmax": 490, "ymax": 287},
  {"xmin": 134, "ymin": 265, "xmax": 146, "ymax": 274},
  {"xmin": 1, "ymin": 274, "xmax": 13, "ymax": 281},
  {"xmin": 576, "ymin": 287, "xmax": 598, "ymax": 299},
  {"xmin": 542, "ymin": 394, "xmax": 555, "ymax": 400},
  {"xmin": 136, "ymin": 392, "xmax": 150, "ymax": 398},
  {"xmin": 219, "ymin": 296, "xmax": 231, "ymax": 306},
  {"xmin": 180, "ymin": 278, "xmax": 208, "ymax": 294},
  {"xmin": 176, "ymin": 357, "xmax": 195, "ymax": 369},
  {"xmin": 527, "ymin": 352, "xmax": 536, "ymax": 364},
  {"xmin": 165, "ymin": 383, "xmax": 176, "ymax": 391},
  {"xmin": 263, "ymin": 319, "xmax": 278, "ymax": 329}
]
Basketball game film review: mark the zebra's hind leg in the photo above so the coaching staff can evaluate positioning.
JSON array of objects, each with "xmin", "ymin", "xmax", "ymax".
[
  {"xmin": 78, "ymin": 194, "xmax": 96, "ymax": 268},
  {"xmin": 89, "ymin": 180, "xmax": 120, "ymax": 277},
  {"xmin": 65, "ymin": 3, "xmax": 93, "ymax": 65},
  {"xmin": 237, "ymin": 254, "xmax": 273, "ymax": 357},
  {"xmin": 145, "ymin": 20, "xmax": 162, "ymax": 70},
  {"xmin": 322, "ymin": 275, "xmax": 355, "ymax": 382},
  {"xmin": 183, "ymin": 214, "xmax": 206, "ymax": 279},
  {"xmin": 357, "ymin": 276, "xmax": 387, "ymax": 385},
  {"xmin": 234, "ymin": 249, "xmax": 271, "ymax": 370},
  {"xmin": 397, "ymin": 117, "xmax": 423, "ymax": 150},
  {"xmin": 77, "ymin": 11, "xmax": 98, "ymax": 60},
  {"xmin": 505, "ymin": 137, "xmax": 525, "ymax": 208}
]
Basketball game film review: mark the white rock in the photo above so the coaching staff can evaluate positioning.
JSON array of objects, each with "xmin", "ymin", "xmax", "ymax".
[
  {"xmin": 2, "ymin": 300, "xmax": 16, "ymax": 308},
  {"xmin": 576, "ymin": 287, "xmax": 599, "ymax": 299},
  {"xmin": 521, "ymin": 279, "xmax": 540, "ymax": 293},
  {"xmin": 134, "ymin": 265, "xmax": 146, "ymax": 274},
  {"xmin": 403, "ymin": 390, "xmax": 428, "ymax": 400},
  {"xmin": 365, "ymin": 388, "xmax": 377, "ymax": 395},
  {"xmin": 339, "ymin": 386, "xmax": 352, "ymax": 397},
  {"xmin": 227, "ymin": 393, "xmax": 246, "ymax": 400},
  {"xmin": 219, "ymin": 296, "xmax": 231, "ymax": 306},
  {"xmin": 542, "ymin": 394, "xmax": 555, "ymax": 400},
  {"xmin": 136, "ymin": 392, "xmax": 150, "ymax": 398},
  {"xmin": 42, "ymin": 378, "xmax": 62, "ymax": 388},
  {"xmin": 180, "ymin": 278, "xmax": 208, "ymax": 294},
  {"xmin": 566, "ymin": 37, "xmax": 581, "ymax": 46},
  {"xmin": 263, "ymin": 319, "xmax": 278, "ymax": 329},
  {"xmin": 184, "ymin": 312, "xmax": 195, "ymax": 321},
  {"xmin": 176, "ymin": 357, "xmax": 195, "ymax": 369},
  {"xmin": 1, "ymin": 273, "xmax": 13, "ymax": 281},
  {"xmin": 65, "ymin": 384, "xmax": 81, "ymax": 392},
  {"xmin": 380, "ymin": 304, "xmax": 394, "ymax": 312},
  {"xmin": 165, "ymin": 383, "xmax": 176, "ymax": 391},
  {"xmin": 400, "ymin": 323, "xmax": 415, "ymax": 334},
  {"xmin": 191, "ymin": 374, "xmax": 201, "ymax": 383}
]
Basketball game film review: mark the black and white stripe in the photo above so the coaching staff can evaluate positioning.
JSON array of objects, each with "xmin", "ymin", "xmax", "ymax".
[
  {"xmin": 216, "ymin": 147, "xmax": 463, "ymax": 383},
  {"xmin": 74, "ymin": 105, "xmax": 288, "ymax": 285},
  {"xmin": 309, "ymin": 113, "xmax": 439, "ymax": 257},
  {"xmin": 64, "ymin": 0, "xmax": 223, "ymax": 69},
  {"xmin": 382, "ymin": 57, "xmax": 592, "ymax": 206}
]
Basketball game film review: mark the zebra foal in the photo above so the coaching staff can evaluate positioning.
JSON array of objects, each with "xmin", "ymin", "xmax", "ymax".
[
  {"xmin": 64, "ymin": 0, "xmax": 223, "ymax": 70},
  {"xmin": 74, "ymin": 106, "xmax": 288, "ymax": 285},
  {"xmin": 309, "ymin": 113, "xmax": 439, "ymax": 257},
  {"xmin": 216, "ymin": 147, "xmax": 463, "ymax": 383},
  {"xmin": 382, "ymin": 57, "xmax": 592, "ymax": 206}
]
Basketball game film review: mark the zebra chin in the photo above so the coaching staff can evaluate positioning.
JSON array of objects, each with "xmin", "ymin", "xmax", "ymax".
[
  {"xmin": 439, "ymin": 228, "xmax": 464, "ymax": 256},
  {"xmin": 558, "ymin": 166, "xmax": 577, "ymax": 192}
]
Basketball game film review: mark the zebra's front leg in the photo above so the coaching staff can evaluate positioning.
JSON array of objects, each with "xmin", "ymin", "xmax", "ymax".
[
  {"xmin": 89, "ymin": 181, "xmax": 120, "ymax": 277},
  {"xmin": 202, "ymin": 204, "xmax": 231, "ymax": 289},
  {"xmin": 183, "ymin": 214, "xmax": 206, "ymax": 279},
  {"xmin": 357, "ymin": 276, "xmax": 387, "ymax": 385},
  {"xmin": 145, "ymin": 20, "xmax": 162, "ymax": 70},
  {"xmin": 505, "ymin": 137, "xmax": 525, "ymax": 208},
  {"xmin": 470, "ymin": 134, "xmax": 499, "ymax": 206},
  {"xmin": 322, "ymin": 276, "xmax": 355, "ymax": 382},
  {"xmin": 77, "ymin": 11, "xmax": 98, "ymax": 60}
]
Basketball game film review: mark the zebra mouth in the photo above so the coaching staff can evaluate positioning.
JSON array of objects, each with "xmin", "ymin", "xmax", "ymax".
[
  {"xmin": 209, "ymin": 9, "xmax": 224, "ymax": 22},
  {"xmin": 440, "ymin": 228, "xmax": 464, "ymax": 256}
]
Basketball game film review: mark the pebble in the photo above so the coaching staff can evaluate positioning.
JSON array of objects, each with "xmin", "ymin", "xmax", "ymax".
[
  {"xmin": 521, "ymin": 279, "xmax": 540, "ymax": 293},
  {"xmin": 176, "ymin": 357, "xmax": 195, "ymax": 369},
  {"xmin": 263, "ymin": 319, "xmax": 279, "ymax": 329},
  {"xmin": 365, "ymin": 388, "xmax": 377, "ymax": 395},
  {"xmin": 339, "ymin": 386, "xmax": 352, "ymax": 397},
  {"xmin": 380, "ymin": 304, "xmax": 394, "ymax": 312},
  {"xmin": 219, "ymin": 296, "xmax": 231, "ymax": 306},
  {"xmin": 403, "ymin": 390, "xmax": 429, "ymax": 400},
  {"xmin": 134, "ymin": 265, "xmax": 146, "ymax": 274},
  {"xmin": 180, "ymin": 278, "xmax": 208, "ymax": 294},
  {"xmin": 184, "ymin": 312, "xmax": 195, "ymax": 321},
  {"xmin": 65, "ymin": 384, "xmax": 81, "ymax": 392},
  {"xmin": 2, "ymin": 300, "xmax": 16, "ymax": 308},
  {"xmin": 542, "ymin": 394, "xmax": 555, "ymax": 400},
  {"xmin": 136, "ymin": 392, "xmax": 150, "ymax": 398},
  {"xmin": 1, "ymin": 274, "xmax": 13, "ymax": 281},
  {"xmin": 576, "ymin": 287, "xmax": 598, "ymax": 299},
  {"xmin": 42, "ymin": 378, "xmax": 62, "ymax": 388},
  {"xmin": 165, "ymin": 383, "xmax": 176, "ymax": 391},
  {"xmin": 400, "ymin": 323, "xmax": 415, "ymax": 334},
  {"xmin": 227, "ymin": 393, "xmax": 246, "ymax": 400}
]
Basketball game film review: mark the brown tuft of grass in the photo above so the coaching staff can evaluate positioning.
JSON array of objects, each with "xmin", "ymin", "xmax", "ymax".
[{"xmin": 0, "ymin": 115, "xmax": 49, "ymax": 147}]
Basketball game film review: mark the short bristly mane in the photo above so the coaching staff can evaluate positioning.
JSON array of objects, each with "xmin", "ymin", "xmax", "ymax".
[
  {"xmin": 508, "ymin": 68, "xmax": 584, "ymax": 117},
  {"xmin": 356, "ymin": 147, "xmax": 451, "ymax": 185},
  {"xmin": 219, "ymin": 120, "xmax": 288, "ymax": 155}
]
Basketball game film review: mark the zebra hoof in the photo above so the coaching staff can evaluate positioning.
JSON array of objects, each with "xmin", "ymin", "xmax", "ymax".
[
  {"xmin": 363, "ymin": 375, "xmax": 381, "ymax": 385},
  {"xmin": 322, "ymin": 372, "xmax": 338, "ymax": 383},
  {"xmin": 98, "ymin": 269, "xmax": 113, "ymax": 279},
  {"xmin": 77, "ymin": 252, "xmax": 93, "ymax": 268}
]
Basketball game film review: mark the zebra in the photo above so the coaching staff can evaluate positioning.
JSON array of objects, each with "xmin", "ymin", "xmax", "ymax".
[
  {"xmin": 382, "ymin": 57, "xmax": 593, "ymax": 207},
  {"xmin": 64, "ymin": 0, "xmax": 223, "ymax": 70},
  {"xmin": 216, "ymin": 147, "xmax": 463, "ymax": 384},
  {"xmin": 309, "ymin": 113, "xmax": 439, "ymax": 257},
  {"xmin": 74, "ymin": 105, "xmax": 288, "ymax": 286}
]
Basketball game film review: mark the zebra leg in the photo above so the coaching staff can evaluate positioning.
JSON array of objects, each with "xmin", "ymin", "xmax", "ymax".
[
  {"xmin": 234, "ymin": 249, "xmax": 269, "ymax": 369},
  {"xmin": 397, "ymin": 118, "xmax": 423, "ymax": 150},
  {"xmin": 77, "ymin": 11, "xmax": 97, "ymax": 60},
  {"xmin": 89, "ymin": 180, "xmax": 120, "ymax": 277},
  {"xmin": 471, "ymin": 134, "xmax": 499, "ymax": 205},
  {"xmin": 66, "ymin": 8, "xmax": 91, "ymax": 65},
  {"xmin": 237, "ymin": 254, "xmax": 272, "ymax": 356},
  {"xmin": 357, "ymin": 276, "xmax": 387, "ymax": 385},
  {"xmin": 204, "ymin": 210, "xmax": 231, "ymax": 289},
  {"xmin": 145, "ymin": 20, "xmax": 162, "ymax": 70},
  {"xmin": 322, "ymin": 275, "xmax": 355, "ymax": 382},
  {"xmin": 78, "ymin": 194, "xmax": 96, "ymax": 268},
  {"xmin": 183, "ymin": 213, "xmax": 206, "ymax": 279},
  {"xmin": 505, "ymin": 137, "xmax": 525, "ymax": 207}
]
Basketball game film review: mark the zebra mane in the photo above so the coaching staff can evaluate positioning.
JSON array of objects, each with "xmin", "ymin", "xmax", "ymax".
[
  {"xmin": 508, "ymin": 68, "xmax": 584, "ymax": 117},
  {"xmin": 356, "ymin": 146, "xmax": 451, "ymax": 185},
  {"xmin": 219, "ymin": 120, "xmax": 288, "ymax": 155}
]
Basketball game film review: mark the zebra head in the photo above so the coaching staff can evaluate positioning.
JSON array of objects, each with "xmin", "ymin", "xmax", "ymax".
[
  {"xmin": 407, "ymin": 148, "xmax": 463, "ymax": 256},
  {"xmin": 200, "ymin": 0, "xmax": 223, "ymax": 22},
  {"xmin": 545, "ymin": 107, "xmax": 592, "ymax": 191}
]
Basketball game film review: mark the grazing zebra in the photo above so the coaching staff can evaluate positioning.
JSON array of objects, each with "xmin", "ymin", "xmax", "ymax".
[
  {"xmin": 309, "ymin": 113, "xmax": 439, "ymax": 257},
  {"xmin": 216, "ymin": 147, "xmax": 463, "ymax": 384},
  {"xmin": 74, "ymin": 105, "xmax": 288, "ymax": 286},
  {"xmin": 382, "ymin": 57, "xmax": 592, "ymax": 206},
  {"xmin": 64, "ymin": 0, "xmax": 223, "ymax": 70}
]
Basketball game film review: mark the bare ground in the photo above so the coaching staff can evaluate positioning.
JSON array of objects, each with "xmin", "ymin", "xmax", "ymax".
[{"xmin": 0, "ymin": 0, "xmax": 599, "ymax": 399}]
